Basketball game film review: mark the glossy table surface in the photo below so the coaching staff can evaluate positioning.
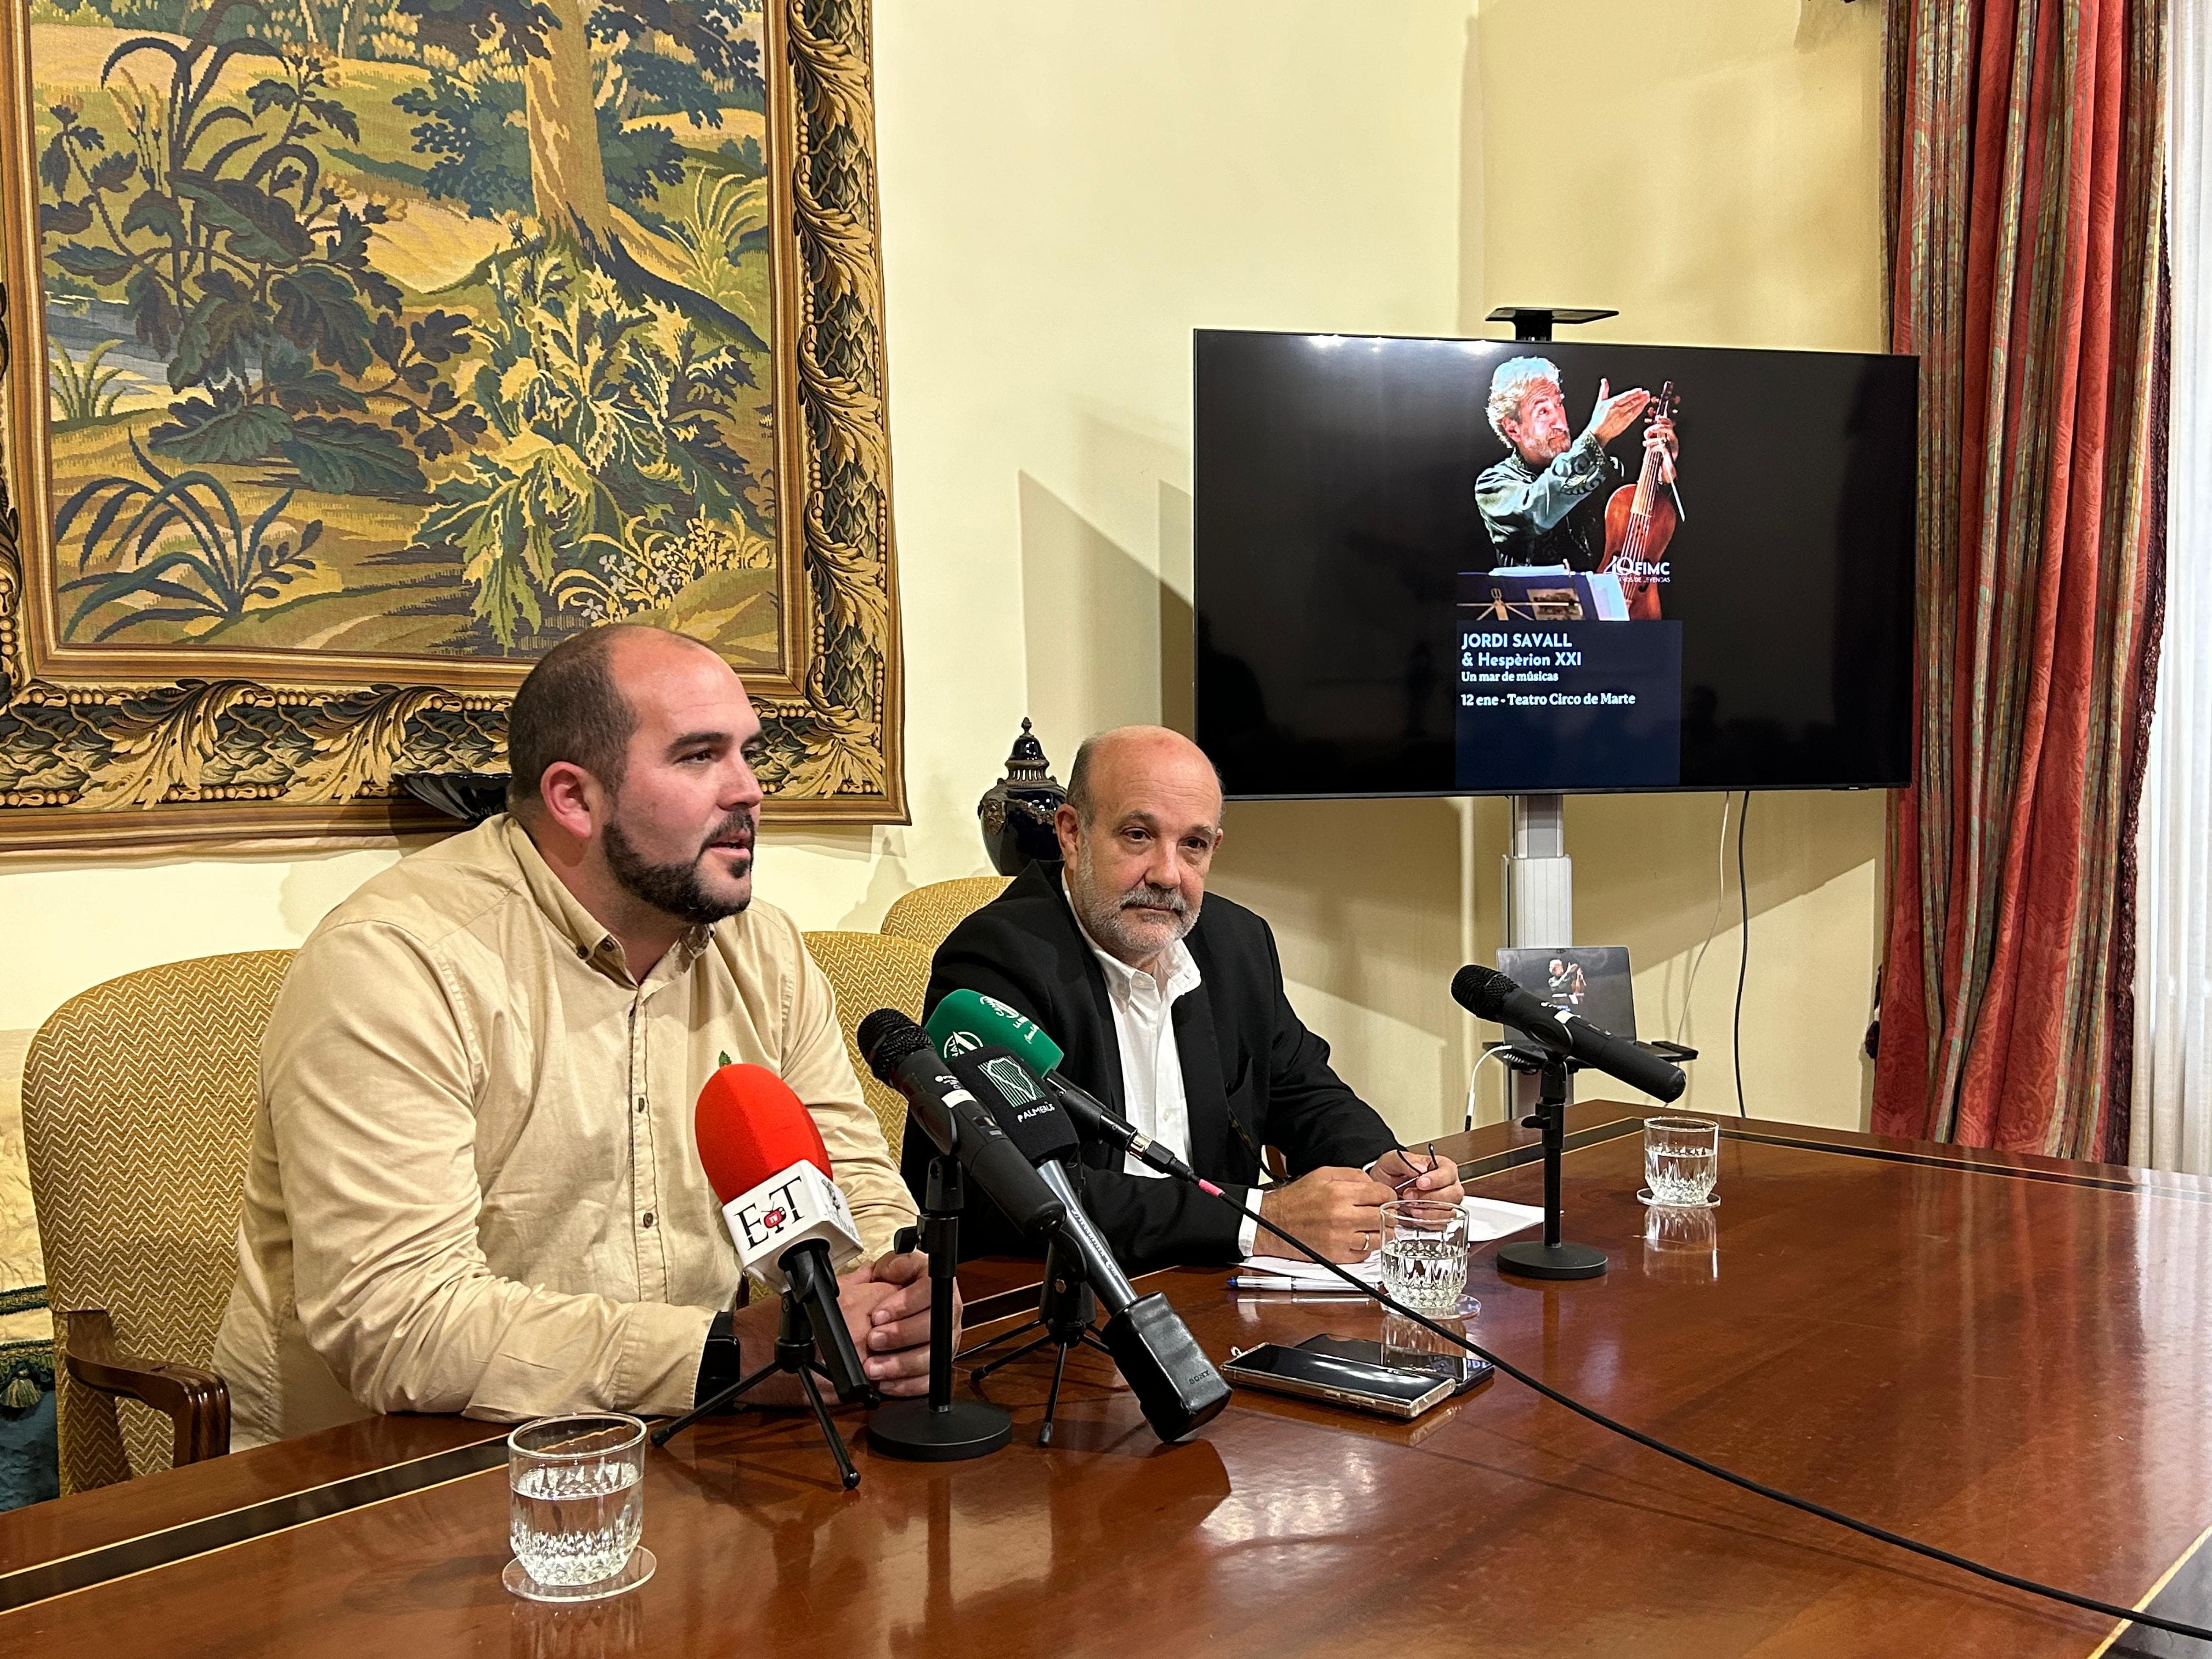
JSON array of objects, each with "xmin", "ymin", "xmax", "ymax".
[{"xmin": 6, "ymin": 1106, "xmax": 2212, "ymax": 1657}]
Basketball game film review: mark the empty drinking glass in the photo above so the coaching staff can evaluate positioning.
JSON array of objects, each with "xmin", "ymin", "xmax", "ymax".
[
  {"xmin": 1641, "ymin": 1116, "xmax": 1720, "ymax": 1207},
  {"xmin": 1379, "ymin": 1199, "xmax": 1471, "ymax": 1312},
  {"xmin": 505, "ymin": 1414, "xmax": 656, "ymax": 1602}
]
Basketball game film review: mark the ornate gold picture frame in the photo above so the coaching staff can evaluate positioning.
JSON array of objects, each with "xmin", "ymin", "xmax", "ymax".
[{"xmin": 0, "ymin": 0, "xmax": 902, "ymax": 860}]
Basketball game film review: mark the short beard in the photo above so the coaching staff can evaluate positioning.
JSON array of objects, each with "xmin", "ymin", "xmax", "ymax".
[
  {"xmin": 1516, "ymin": 429, "xmax": 1568, "ymax": 466},
  {"xmin": 1071, "ymin": 836, "xmax": 1198, "ymax": 961},
  {"xmin": 604, "ymin": 811, "xmax": 752, "ymax": 928}
]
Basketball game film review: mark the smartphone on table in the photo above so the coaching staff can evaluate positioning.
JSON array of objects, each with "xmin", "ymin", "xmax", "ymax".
[{"xmin": 1222, "ymin": 1341, "xmax": 1486, "ymax": 1420}]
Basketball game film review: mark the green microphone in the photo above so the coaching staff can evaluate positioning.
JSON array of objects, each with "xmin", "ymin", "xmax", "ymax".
[
  {"xmin": 925, "ymin": 989, "xmax": 1203, "ymax": 1184},
  {"xmin": 925, "ymin": 989, "xmax": 1065, "ymax": 1074}
]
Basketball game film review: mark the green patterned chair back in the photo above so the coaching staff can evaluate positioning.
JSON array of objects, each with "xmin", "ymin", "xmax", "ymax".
[
  {"xmin": 21, "ymin": 950, "xmax": 296, "ymax": 1494},
  {"xmin": 879, "ymin": 876, "xmax": 1012, "ymax": 956},
  {"xmin": 802, "ymin": 932, "xmax": 934, "ymax": 1161}
]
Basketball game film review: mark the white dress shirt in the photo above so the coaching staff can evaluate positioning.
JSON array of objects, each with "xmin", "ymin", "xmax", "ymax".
[{"xmin": 1064, "ymin": 878, "xmax": 1261, "ymax": 1258}]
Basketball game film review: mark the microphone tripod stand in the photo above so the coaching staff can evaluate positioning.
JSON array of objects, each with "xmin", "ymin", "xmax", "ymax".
[
  {"xmin": 1493, "ymin": 1049, "xmax": 1609, "ymax": 1281},
  {"xmin": 958, "ymin": 1233, "xmax": 1111, "ymax": 1445},
  {"xmin": 866, "ymin": 1153, "xmax": 1012, "ymax": 1460},
  {"xmin": 649, "ymin": 1288, "xmax": 863, "ymax": 1490}
]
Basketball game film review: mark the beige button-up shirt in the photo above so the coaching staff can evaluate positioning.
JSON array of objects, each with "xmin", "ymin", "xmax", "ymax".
[{"xmin": 212, "ymin": 816, "xmax": 916, "ymax": 1447}]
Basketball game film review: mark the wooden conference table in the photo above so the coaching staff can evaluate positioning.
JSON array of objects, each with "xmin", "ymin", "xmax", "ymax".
[{"xmin": 4, "ymin": 1105, "xmax": 2212, "ymax": 1657}]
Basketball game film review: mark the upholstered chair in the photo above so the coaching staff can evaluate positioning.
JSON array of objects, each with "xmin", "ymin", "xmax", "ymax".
[
  {"xmin": 21, "ymin": 951, "xmax": 296, "ymax": 1493},
  {"xmin": 801, "ymin": 932, "xmax": 935, "ymax": 1159}
]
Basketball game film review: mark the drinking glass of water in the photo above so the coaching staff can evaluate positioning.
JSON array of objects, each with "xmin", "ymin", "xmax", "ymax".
[
  {"xmin": 1379, "ymin": 1199, "xmax": 1471, "ymax": 1311},
  {"xmin": 504, "ymin": 1413, "xmax": 655, "ymax": 1603},
  {"xmin": 1641, "ymin": 1116, "xmax": 1721, "ymax": 1207}
]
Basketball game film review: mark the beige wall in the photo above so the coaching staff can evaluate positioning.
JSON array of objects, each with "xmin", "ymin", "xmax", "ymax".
[
  {"xmin": 0, "ymin": 0, "xmax": 1890, "ymax": 1218},
  {"xmin": 1471, "ymin": 0, "xmax": 1892, "ymax": 1129}
]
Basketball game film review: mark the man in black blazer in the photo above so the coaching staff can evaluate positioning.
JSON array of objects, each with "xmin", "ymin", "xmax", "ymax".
[{"xmin": 913, "ymin": 726, "xmax": 1463, "ymax": 1272}]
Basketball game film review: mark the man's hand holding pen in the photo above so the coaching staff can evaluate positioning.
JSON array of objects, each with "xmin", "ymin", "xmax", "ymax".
[
  {"xmin": 1253, "ymin": 1146, "xmax": 1465, "ymax": 1263},
  {"xmin": 1378, "ymin": 1143, "xmax": 1464, "ymax": 1205}
]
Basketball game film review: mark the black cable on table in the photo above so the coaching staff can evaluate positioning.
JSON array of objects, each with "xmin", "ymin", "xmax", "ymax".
[
  {"xmin": 1733, "ymin": 791, "xmax": 1752, "ymax": 1119},
  {"xmin": 1215, "ymin": 1190, "xmax": 2210, "ymax": 1647}
]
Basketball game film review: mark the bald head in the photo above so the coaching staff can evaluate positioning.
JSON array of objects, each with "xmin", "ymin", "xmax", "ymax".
[
  {"xmin": 507, "ymin": 623, "xmax": 726, "ymax": 816},
  {"xmin": 1065, "ymin": 726, "xmax": 1224, "ymax": 829},
  {"xmin": 1057, "ymin": 726, "xmax": 1224, "ymax": 974},
  {"xmin": 512, "ymin": 622, "xmax": 767, "ymax": 956}
]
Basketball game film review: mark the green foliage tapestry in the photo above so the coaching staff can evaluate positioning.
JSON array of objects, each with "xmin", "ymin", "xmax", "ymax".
[{"xmin": 31, "ymin": 0, "xmax": 782, "ymax": 661}]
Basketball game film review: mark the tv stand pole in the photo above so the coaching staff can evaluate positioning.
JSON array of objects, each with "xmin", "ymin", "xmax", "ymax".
[
  {"xmin": 1485, "ymin": 306, "xmax": 1613, "ymax": 1122},
  {"xmin": 1504, "ymin": 794, "xmax": 1572, "ymax": 951},
  {"xmin": 1501, "ymin": 793, "xmax": 1572, "ymax": 1125}
]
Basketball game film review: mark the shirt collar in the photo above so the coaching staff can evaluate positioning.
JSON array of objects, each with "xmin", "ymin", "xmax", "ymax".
[
  {"xmin": 500, "ymin": 815, "xmax": 714, "ymax": 984},
  {"xmin": 1060, "ymin": 871, "xmax": 1200, "ymax": 1003}
]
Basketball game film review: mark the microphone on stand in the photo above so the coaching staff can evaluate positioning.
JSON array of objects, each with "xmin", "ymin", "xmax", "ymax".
[
  {"xmin": 927, "ymin": 989, "xmax": 1210, "ymax": 1185},
  {"xmin": 945, "ymin": 1050, "xmax": 1138, "ymax": 1313},
  {"xmin": 857, "ymin": 1008, "xmax": 1065, "ymax": 1238},
  {"xmin": 946, "ymin": 1046, "xmax": 1229, "ymax": 1444},
  {"xmin": 692, "ymin": 1065, "xmax": 870, "ymax": 1401},
  {"xmin": 649, "ymin": 1065, "xmax": 872, "ymax": 1487},
  {"xmin": 1448, "ymin": 965, "xmax": 1641, "ymax": 1282},
  {"xmin": 1448, "ymin": 964, "xmax": 1686, "ymax": 1102},
  {"xmin": 853, "ymin": 1009, "xmax": 1031, "ymax": 1462}
]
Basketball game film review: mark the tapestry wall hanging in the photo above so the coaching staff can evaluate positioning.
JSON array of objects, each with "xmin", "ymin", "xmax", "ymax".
[{"xmin": 0, "ymin": 0, "xmax": 902, "ymax": 859}]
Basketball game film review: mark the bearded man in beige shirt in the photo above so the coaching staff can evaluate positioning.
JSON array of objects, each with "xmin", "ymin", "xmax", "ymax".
[{"xmin": 213, "ymin": 625, "xmax": 936, "ymax": 1446}]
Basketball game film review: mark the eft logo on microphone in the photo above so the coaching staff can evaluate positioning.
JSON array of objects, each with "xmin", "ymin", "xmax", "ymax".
[{"xmin": 733, "ymin": 1175, "xmax": 811, "ymax": 1248}]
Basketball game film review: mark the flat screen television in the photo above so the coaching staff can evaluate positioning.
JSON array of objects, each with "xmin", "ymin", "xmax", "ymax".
[{"xmin": 1193, "ymin": 330, "xmax": 1918, "ymax": 798}]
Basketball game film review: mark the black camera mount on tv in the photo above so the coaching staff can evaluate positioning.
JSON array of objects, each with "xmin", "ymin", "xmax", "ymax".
[{"xmin": 1488, "ymin": 304, "xmax": 1618, "ymax": 342}]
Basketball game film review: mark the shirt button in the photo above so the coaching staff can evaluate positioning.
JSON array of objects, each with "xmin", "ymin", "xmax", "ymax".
[
  {"xmin": 642, "ymin": 1212, "xmax": 656, "ymax": 1229},
  {"xmin": 636, "ymin": 1097, "xmax": 647, "ymax": 1114},
  {"xmin": 575, "ymin": 944, "xmax": 589, "ymax": 959}
]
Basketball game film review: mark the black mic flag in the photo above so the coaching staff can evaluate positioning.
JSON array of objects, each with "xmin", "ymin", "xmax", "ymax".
[
  {"xmin": 950, "ymin": 1045, "xmax": 1230, "ymax": 1444},
  {"xmin": 856, "ymin": 1008, "xmax": 1065, "ymax": 1236}
]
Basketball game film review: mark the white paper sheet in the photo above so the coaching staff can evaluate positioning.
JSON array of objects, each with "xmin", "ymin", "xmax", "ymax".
[{"xmin": 1237, "ymin": 1195, "xmax": 1544, "ymax": 1288}]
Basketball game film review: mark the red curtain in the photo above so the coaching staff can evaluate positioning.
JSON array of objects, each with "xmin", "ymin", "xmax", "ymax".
[{"xmin": 1874, "ymin": 0, "xmax": 2167, "ymax": 1156}]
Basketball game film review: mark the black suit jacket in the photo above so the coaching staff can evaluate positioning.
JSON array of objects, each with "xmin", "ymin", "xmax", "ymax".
[{"xmin": 911, "ymin": 863, "xmax": 1396, "ymax": 1271}]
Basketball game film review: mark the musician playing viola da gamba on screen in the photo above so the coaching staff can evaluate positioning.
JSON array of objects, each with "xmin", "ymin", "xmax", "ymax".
[{"xmin": 1471, "ymin": 356, "xmax": 1683, "ymax": 620}]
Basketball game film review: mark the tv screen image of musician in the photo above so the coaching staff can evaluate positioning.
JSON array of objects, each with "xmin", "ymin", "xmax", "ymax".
[
  {"xmin": 1461, "ymin": 353, "xmax": 1686, "ymax": 789},
  {"xmin": 1193, "ymin": 330, "xmax": 1917, "ymax": 797}
]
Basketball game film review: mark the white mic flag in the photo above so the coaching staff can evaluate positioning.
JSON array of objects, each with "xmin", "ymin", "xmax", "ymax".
[{"xmin": 721, "ymin": 1163, "xmax": 864, "ymax": 1293}]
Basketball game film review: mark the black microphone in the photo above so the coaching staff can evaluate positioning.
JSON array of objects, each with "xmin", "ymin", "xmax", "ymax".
[
  {"xmin": 1037, "ymin": 1071, "xmax": 1214, "ymax": 1187},
  {"xmin": 926, "ymin": 990, "xmax": 1221, "ymax": 1186},
  {"xmin": 944, "ymin": 1049, "xmax": 1138, "ymax": 1312},
  {"xmin": 855, "ymin": 1008, "xmax": 1066, "ymax": 1237},
  {"xmin": 948, "ymin": 1047, "xmax": 1230, "ymax": 1443},
  {"xmin": 1450, "ymin": 964, "xmax": 1687, "ymax": 1102}
]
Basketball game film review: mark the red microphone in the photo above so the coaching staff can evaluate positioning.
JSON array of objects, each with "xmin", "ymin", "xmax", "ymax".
[
  {"xmin": 697, "ymin": 1064, "xmax": 835, "ymax": 1199},
  {"xmin": 694, "ymin": 1064, "xmax": 870, "ymax": 1401}
]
